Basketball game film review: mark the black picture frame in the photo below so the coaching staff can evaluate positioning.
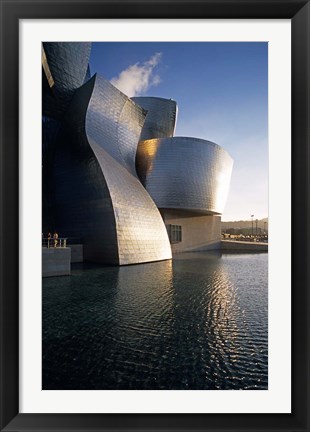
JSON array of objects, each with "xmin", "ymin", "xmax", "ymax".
[{"xmin": 1, "ymin": 0, "xmax": 309, "ymax": 431}]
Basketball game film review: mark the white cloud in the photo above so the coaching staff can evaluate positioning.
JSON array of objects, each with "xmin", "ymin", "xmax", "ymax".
[{"xmin": 110, "ymin": 52, "xmax": 162, "ymax": 97}]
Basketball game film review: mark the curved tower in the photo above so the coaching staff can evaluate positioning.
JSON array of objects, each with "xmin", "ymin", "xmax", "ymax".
[
  {"xmin": 131, "ymin": 97, "xmax": 177, "ymax": 140},
  {"xmin": 42, "ymin": 42, "xmax": 92, "ymax": 118},
  {"xmin": 42, "ymin": 42, "xmax": 234, "ymax": 264},
  {"xmin": 136, "ymin": 137, "xmax": 233, "ymax": 252},
  {"xmin": 136, "ymin": 137, "xmax": 233, "ymax": 215},
  {"xmin": 51, "ymin": 75, "xmax": 172, "ymax": 265},
  {"xmin": 42, "ymin": 42, "xmax": 93, "ymax": 231}
]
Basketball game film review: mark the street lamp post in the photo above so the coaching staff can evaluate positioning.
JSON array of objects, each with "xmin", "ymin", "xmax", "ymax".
[{"xmin": 251, "ymin": 214, "xmax": 254, "ymax": 236}]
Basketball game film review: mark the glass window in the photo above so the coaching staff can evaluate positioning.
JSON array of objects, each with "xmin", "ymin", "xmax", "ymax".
[{"xmin": 168, "ymin": 224, "xmax": 182, "ymax": 243}]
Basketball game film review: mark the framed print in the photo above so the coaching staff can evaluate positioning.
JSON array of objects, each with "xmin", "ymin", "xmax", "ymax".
[{"xmin": 0, "ymin": 0, "xmax": 309, "ymax": 431}]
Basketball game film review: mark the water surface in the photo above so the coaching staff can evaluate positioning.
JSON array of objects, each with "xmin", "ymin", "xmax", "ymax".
[{"xmin": 43, "ymin": 251, "xmax": 268, "ymax": 390}]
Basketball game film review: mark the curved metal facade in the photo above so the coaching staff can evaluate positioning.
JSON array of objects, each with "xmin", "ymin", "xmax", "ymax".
[
  {"xmin": 42, "ymin": 42, "xmax": 233, "ymax": 265},
  {"xmin": 131, "ymin": 97, "xmax": 177, "ymax": 141},
  {"xmin": 43, "ymin": 42, "xmax": 91, "ymax": 92},
  {"xmin": 51, "ymin": 74, "xmax": 172, "ymax": 265},
  {"xmin": 42, "ymin": 43, "xmax": 92, "ymax": 118},
  {"xmin": 42, "ymin": 115, "xmax": 62, "ymax": 232},
  {"xmin": 136, "ymin": 137, "xmax": 233, "ymax": 215},
  {"xmin": 87, "ymin": 76, "xmax": 146, "ymax": 176},
  {"xmin": 85, "ymin": 76, "xmax": 172, "ymax": 264}
]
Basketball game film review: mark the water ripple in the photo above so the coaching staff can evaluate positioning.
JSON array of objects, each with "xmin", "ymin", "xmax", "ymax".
[{"xmin": 43, "ymin": 251, "xmax": 268, "ymax": 390}]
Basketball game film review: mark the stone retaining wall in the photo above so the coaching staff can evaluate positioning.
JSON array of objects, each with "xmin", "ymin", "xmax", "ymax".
[
  {"xmin": 42, "ymin": 247, "xmax": 71, "ymax": 277},
  {"xmin": 221, "ymin": 240, "xmax": 268, "ymax": 252}
]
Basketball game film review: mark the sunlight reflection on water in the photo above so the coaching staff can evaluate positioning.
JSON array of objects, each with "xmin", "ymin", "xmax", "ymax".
[{"xmin": 43, "ymin": 251, "xmax": 268, "ymax": 390}]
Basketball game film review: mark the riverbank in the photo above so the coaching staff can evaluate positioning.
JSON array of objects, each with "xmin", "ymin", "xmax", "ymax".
[{"xmin": 221, "ymin": 240, "xmax": 268, "ymax": 252}]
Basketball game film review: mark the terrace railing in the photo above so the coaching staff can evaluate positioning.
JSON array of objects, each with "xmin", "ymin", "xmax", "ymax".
[{"xmin": 42, "ymin": 237, "xmax": 68, "ymax": 248}]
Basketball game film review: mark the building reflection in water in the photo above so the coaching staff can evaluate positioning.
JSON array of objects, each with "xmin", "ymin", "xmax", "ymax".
[{"xmin": 42, "ymin": 252, "xmax": 267, "ymax": 390}]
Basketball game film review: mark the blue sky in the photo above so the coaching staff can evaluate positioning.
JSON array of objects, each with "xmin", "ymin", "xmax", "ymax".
[{"xmin": 89, "ymin": 42, "xmax": 268, "ymax": 221}]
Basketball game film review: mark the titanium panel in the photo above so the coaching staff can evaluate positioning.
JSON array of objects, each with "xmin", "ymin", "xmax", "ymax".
[
  {"xmin": 131, "ymin": 97, "xmax": 177, "ymax": 140},
  {"xmin": 42, "ymin": 43, "xmax": 92, "ymax": 118},
  {"xmin": 86, "ymin": 76, "xmax": 172, "ymax": 264},
  {"xmin": 42, "ymin": 116, "xmax": 62, "ymax": 232},
  {"xmin": 84, "ymin": 64, "xmax": 91, "ymax": 84},
  {"xmin": 136, "ymin": 137, "xmax": 233, "ymax": 215},
  {"xmin": 87, "ymin": 76, "xmax": 146, "ymax": 176},
  {"xmin": 42, "ymin": 42, "xmax": 233, "ymax": 264},
  {"xmin": 43, "ymin": 42, "xmax": 91, "ymax": 92},
  {"xmin": 50, "ymin": 74, "xmax": 171, "ymax": 265},
  {"xmin": 48, "ymin": 77, "xmax": 119, "ymax": 264}
]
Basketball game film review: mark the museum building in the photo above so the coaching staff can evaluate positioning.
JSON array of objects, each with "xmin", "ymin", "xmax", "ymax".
[{"xmin": 42, "ymin": 42, "xmax": 233, "ymax": 265}]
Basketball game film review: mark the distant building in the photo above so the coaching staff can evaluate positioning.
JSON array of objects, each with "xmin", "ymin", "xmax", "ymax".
[{"xmin": 42, "ymin": 43, "xmax": 233, "ymax": 265}]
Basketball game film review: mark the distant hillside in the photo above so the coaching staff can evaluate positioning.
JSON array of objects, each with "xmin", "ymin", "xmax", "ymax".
[{"xmin": 222, "ymin": 218, "xmax": 268, "ymax": 230}]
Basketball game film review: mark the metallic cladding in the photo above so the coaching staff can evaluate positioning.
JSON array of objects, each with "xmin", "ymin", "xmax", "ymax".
[
  {"xmin": 42, "ymin": 42, "xmax": 233, "ymax": 265},
  {"xmin": 43, "ymin": 42, "xmax": 92, "ymax": 92},
  {"xmin": 49, "ymin": 74, "xmax": 171, "ymax": 265},
  {"xmin": 85, "ymin": 76, "xmax": 172, "ymax": 264},
  {"xmin": 48, "ymin": 77, "xmax": 120, "ymax": 264},
  {"xmin": 42, "ymin": 43, "xmax": 92, "ymax": 118},
  {"xmin": 136, "ymin": 137, "xmax": 233, "ymax": 215},
  {"xmin": 42, "ymin": 116, "xmax": 62, "ymax": 232},
  {"xmin": 131, "ymin": 97, "xmax": 177, "ymax": 140},
  {"xmin": 83, "ymin": 64, "xmax": 91, "ymax": 84},
  {"xmin": 87, "ymin": 76, "xmax": 146, "ymax": 176}
]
